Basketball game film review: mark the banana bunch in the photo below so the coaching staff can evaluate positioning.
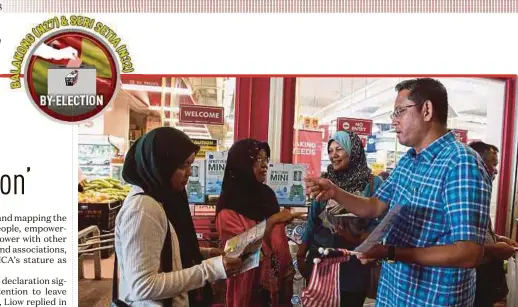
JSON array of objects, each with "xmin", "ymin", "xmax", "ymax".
[
  {"xmin": 79, "ymin": 178, "xmax": 132, "ymax": 203},
  {"xmin": 78, "ymin": 191, "xmax": 112, "ymax": 203}
]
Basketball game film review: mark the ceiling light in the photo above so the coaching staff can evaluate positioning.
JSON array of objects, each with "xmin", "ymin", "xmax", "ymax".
[
  {"xmin": 122, "ymin": 84, "xmax": 192, "ymax": 95},
  {"xmin": 149, "ymin": 106, "xmax": 180, "ymax": 112}
]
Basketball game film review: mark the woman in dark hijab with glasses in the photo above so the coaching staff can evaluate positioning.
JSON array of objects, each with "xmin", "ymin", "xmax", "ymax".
[
  {"xmin": 216, "ymin": 138, "xmax": 303, "ymax": 307},
  {"xmin": 114, "ymin": 127, "xmax": 241, "ymax": 307}
]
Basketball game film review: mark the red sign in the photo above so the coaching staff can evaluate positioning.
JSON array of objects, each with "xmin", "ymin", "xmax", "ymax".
[
  {"xmin": 121, "ymin": 75, "xmax": 163, "ymax": 86},
  {"xmin": 319, "ymin": 124, "xmax": 330, "ymax": 142},
  {"xmin": 452, "ymin": 129, "xmax": 468, "ymax": 143},
  {"xmin": 293, "ymin": 130, "xmax": 322, "ymax": 178},
  {"xmin": 336, "ymin": 118, "xmax": 373, "ymax": 136},
  {"xmin": 179, "ymin": 105, "xmax": 224, "ymax": 125}
]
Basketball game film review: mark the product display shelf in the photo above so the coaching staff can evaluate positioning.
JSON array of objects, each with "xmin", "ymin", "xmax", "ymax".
[
  {"xmin": 79, "ymin": 135, "xmax": 123, "ymax": 181},
  {"xmin": 191, "ymin": 199, "xmax": 224, "ymax": 304}
]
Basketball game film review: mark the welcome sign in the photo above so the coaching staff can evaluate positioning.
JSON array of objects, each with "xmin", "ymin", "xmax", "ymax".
[{"xmin": 179, "ymin": 105, "xmax": 224, "ymax": 125}]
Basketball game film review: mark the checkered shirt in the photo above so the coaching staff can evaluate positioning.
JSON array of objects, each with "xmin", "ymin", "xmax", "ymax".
[{"xmin": 373, "ymin": 132, "xmax": 492, "ymax": 307}]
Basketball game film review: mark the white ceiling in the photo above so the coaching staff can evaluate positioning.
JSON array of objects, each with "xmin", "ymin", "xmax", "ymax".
[{"xmin": 296, "ymin": 77, "xmax": 506, "ymax": 140}]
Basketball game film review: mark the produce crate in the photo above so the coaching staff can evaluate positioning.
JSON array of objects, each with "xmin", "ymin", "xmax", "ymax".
[
  {"xmin": 78, "ymin": 200, "xmax": 123, "ymax": 231},
  {"xmin": 100, "ymin": 228, "xmax": 115, "ymax": 259}
]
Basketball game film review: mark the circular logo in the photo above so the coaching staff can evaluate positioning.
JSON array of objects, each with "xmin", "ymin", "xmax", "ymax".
[
  {"xmin": 291, "ymin": 295, "xmax": 301, "ymax": 305},
  {"xmin": 24, "ymin": 29, "xmax": 120, "ymax": 123},
  {"xmin": 294, "ymin": 225, "xmax": 303, "ymax": 235},
  {"xmin": 342, "ymin": 121, "xmax": 350, "ymax": 130}
]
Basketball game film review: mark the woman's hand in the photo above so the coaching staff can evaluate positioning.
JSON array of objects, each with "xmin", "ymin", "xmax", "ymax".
[
  {"xmin": 208, "ymin": 248, "xmax": 225, "ymax": 258},
  {"xmin": 222, "ymin": 256, "xmax": 242, "ymax": 277},
  {"xmin": 491, "ymin": 242, "xmax": 517, "ymax": 260},
  {"xmin": 268, "ymin": 209, "xmax": 304, "ymax": 226},
  {"xmin": 263, "ymin": 210, "xmax": 303, "ymax": 249},
  {"xmin": 498, "ymin": 236, "xmax": 518, "ymax": 248}
]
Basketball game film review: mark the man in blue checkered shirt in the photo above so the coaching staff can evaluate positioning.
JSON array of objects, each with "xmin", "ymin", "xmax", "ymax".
[{"xmin": 306, "ymin": 78, "xmax": 492, "ymax": 307}]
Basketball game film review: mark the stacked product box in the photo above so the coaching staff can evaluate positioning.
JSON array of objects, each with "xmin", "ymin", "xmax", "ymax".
[
  {"xmin": 187, "ymin": 159, "xmax": 206, "ymax": 204},
  {"xmin": 205, "ymin": 151, "xmax": 228, "ymax": 196},
  {"xmin": 266, "ymin": 163, "xmax": 307, "ymax": 206}
]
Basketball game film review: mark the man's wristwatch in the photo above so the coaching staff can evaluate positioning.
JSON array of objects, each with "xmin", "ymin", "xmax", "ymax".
[{"xmin": 386, "ymin": 245, "xmax": 396, "ymax": 263}]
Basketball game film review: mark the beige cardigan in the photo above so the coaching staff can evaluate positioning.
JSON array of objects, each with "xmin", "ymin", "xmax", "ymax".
[{"xmin": 114, "ymin": 186, "xmax": 227, "ymax": 306}]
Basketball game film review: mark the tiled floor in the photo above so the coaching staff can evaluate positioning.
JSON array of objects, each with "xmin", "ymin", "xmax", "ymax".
[
  {"xmin": 79, "ymin": 255, "xmax": 115, "ymax": 307},
  {"xmin": 78, "ymin": 279, "xmax": 112, "ymax": 307}
]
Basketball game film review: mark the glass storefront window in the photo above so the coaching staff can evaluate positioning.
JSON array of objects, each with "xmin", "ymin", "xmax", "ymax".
[
  {"xmin": 123, "ymin": 76, "xmax": 236, "ymax": 153},
  {"xmin": 294, "ymin": 77, "xmax": 506, "ymax": 223}
]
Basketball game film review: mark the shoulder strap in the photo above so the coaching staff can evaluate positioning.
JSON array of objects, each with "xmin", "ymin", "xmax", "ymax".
[
  {"xmin": 112, "ymin": 252, "xmax": 119, "ymax": 300},
  {"xmin": 369, "ymin": 176, "xmax": 375, "ymax": 195},
  {"xmin": 161, "ymin": 223, "xmax": 173, "ymax": 307},
  {"xmin": 112, "ymin": 192, "xmax": 174, "ymax": 307}
]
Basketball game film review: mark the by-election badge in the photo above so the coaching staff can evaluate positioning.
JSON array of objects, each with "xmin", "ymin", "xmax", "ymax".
[{"xmin": 23, "ymin": 29, "xmax": 120, "ymax": 124}]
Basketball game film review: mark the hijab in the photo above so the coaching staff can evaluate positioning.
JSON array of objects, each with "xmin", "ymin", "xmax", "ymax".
[
  {"xmin": 323, "ymin": 130, "xmax": 371, "ymax": 194},
  {"xmin": 323, "ymin": 130, "xmax": 373, "ymax": 235},
  {"xmin": 122, "ymin": 127, "xmax": 212, "ymax": 306},
  {"xmin": 216, "ymin": 138, "xmax": 280, "ymax": 222}
]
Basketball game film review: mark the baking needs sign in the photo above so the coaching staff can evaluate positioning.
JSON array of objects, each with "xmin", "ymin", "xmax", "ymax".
[{"xmin": 293, "ymin": 130, "xmax": 322, "ymax": 178}]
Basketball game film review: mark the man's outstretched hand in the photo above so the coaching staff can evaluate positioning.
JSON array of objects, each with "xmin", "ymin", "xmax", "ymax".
[{"xmin": 305, "ymin": 177, "xmax": 337, "ymax": 202}]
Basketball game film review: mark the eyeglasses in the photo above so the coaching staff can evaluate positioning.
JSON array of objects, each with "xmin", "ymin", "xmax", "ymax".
[
  {"xmin": 254, "ymin": 156, "xmax": 270, "ymax": 164},
  {"xmin": 390, "ymin": 104, "xmax": 419, "ymax": 120}
]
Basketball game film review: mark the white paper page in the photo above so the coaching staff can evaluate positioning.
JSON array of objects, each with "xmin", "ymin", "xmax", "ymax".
[{"xmin": 353, "ymin": 204, "xmax": 403, "ymax": 254}]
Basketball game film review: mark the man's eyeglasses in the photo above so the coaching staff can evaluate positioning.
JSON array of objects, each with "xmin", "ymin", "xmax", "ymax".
[{"xmin": 390, "ymin": 104, "xmax": 419, "ymax": 120}]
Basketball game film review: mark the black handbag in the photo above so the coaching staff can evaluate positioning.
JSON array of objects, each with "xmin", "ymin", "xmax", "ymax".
[
  {"xmin": 475, "ymin": 227, "xmax": 509, "ymax": 304},
  {"xmin": 111, "ymin": 210, "xmax": 173, "ymax": 306},
  {"xmin": 476, "ymin": 259, "xmax": 509, "ymax": 303}
]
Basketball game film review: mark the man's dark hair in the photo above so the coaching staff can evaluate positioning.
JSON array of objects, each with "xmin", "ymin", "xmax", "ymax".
[
  {"xmin": 395, "ymin": 78, "xmax": 449, "ymax": 125},
  {"xmin": 468, "ymin": 141, "xmax": 499, "ymax": 158}
]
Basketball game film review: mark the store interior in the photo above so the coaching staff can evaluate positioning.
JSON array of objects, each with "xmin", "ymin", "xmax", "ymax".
[
  {"xmin": 77, "ymin": 76, "xmax": 516, "ymax": 307},
  {"xmin": 295, "ymin": 77, "xmax": 507, "ymax": 224}
]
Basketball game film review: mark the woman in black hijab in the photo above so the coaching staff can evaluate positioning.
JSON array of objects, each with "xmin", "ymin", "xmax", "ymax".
[
  {"xmin": 114, "ymin": 127, "xmax": 241, "ymax": 307},
  {"xmin": 216, "ymin": 139, "xmax": 280, "ymax": 221},
  {"xmin": 215, "ymin": 138, "xmax": 302, "ymax": 307}
]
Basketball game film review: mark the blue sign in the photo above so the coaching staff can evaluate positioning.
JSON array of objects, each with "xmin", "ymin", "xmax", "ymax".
[{"xmin": 366, "ymin": 135, "xmax": 376, "ymax": 153}]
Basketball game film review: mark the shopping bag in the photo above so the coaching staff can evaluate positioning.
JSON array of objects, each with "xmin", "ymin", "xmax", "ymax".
[{"xmin": 301, "ymin": 248, "xmax": 350, "ymax": 307}]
